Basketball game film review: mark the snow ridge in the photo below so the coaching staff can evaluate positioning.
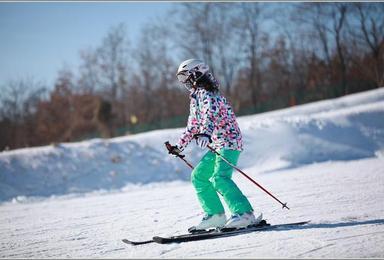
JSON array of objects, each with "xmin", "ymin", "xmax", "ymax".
[{"xmin": 0, "ymin": 88, "xmax": 383, "ymax": 201}]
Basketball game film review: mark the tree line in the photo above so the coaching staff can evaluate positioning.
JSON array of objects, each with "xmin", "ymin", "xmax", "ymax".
[{"xmin": 0, "ymin": 2, "xmax": 383, "ymax": 151}]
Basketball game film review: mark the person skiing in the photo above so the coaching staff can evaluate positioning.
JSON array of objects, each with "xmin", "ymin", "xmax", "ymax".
[{"xmin": 167, "ymin": 59, "xmax": 262, "ymax": 231}]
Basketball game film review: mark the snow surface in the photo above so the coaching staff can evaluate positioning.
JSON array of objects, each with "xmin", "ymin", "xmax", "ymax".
[{"xmin": 0, "ymin": 88, "xmax": 384, "ymax": 258}]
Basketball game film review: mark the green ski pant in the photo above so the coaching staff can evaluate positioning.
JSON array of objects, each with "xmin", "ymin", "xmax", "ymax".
[{"xmin": 191, "ymin": 149, "xmax": 253, "ymax": 215}]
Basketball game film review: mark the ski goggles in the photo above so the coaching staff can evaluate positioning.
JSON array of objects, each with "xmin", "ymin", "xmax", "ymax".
[{"xmin": 176, "ymin": 70, "xmax": 192, "ymax": 84}]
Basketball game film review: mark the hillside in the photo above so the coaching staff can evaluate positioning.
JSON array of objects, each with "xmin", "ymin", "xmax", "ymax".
[
  {"xmin": 1, "ymin": 88, "xmax": 383, "ymax": 202},
  {"xmin": 0, "ymin": 89, "xmax": 383, "ymax": 258}
]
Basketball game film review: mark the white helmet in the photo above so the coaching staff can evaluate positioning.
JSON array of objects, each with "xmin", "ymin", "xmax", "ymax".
[{"xmin": 176, "ymin": 59, "xmax": 210, "ymax": 88}]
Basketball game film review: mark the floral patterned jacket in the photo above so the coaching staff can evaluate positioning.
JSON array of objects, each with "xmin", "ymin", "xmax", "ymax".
[{"xmin": 177, "ymin": 88, "xmax": 243, "ymax": 152}]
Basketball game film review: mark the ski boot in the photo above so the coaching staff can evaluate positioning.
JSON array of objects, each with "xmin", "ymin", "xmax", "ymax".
[
  {"xmin": 223, "ymin": 212, "xmax": 263, "ymax": 230},
  {"xmin": 188, "ymin": 213, "xmax": 226, "ymax": 233}
]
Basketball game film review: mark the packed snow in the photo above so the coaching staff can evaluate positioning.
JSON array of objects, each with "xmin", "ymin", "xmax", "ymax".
[{"xmin": 0, "ymin": 88, "xmax": 384, "ymax": 258}]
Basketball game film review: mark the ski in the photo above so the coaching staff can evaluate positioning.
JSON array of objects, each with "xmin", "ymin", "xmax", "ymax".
[
  {"xmin": 122, "ymin": 220, "xmax": 310, "ymax": 245},
  {"xmin": 153, "ymin": 220, "xmax": 309, "ymax": 244},
  {"xmin": 121, "ymin": 238, "xmax": 155, "ymax": 245}
]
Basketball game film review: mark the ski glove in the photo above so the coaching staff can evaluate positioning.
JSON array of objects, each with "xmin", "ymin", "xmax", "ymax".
[
  {"xmin": 195, "ymin": 135, "xmax": 210, "ymax": 149},
  {"xmin": 165, "ymin": 141, "xmax": 183, "ymax": 157}
]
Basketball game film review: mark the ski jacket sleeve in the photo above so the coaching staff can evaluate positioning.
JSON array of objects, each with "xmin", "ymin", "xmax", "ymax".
[
  {"xmin": 177, "ymin": 90, "xmax": 217, "ymax": 151},
  {"xmin": 176, "ymin": 100, "xmax": 199, "ymax": 151}
]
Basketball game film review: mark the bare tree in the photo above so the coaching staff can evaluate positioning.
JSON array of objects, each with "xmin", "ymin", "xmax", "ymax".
[
  {"xmin": 331, "ymin": 3, "xmax": 349, "ymax": 95},
  {"xmin": 0, "ymin": 77, "xmax": 46, "ymax": 123},
  {"xmin": 0, "ymin": 78, "xmax": 46, "ymax": 149},
  {"xmin": 274, "ymin": 4, "xmax": 312, "ymax": 103},
  {"xmin": 131, "ymin": 23, "xmax": 162, "ymax": 125},
  {"xmin": 171, "ymin": 3, "xmax": 214, "ymax": 66},
  {"xmin": 212, "ymin": 3, "xmax": 242, "ymax": 96},
  {"xmin": 130, "ymin": 18, "xmax": 183, "ymax": 128},
  {"xmin": 295, "ymin": 3, "xmax": 350, "ymax": 95},
  {"xmin": 234, "ymin": 2, "xmax": 265, "ymax": 106},
  {"xmin": 78, "ymin": 23, "xmax": 130, "ymax": 100},
  {"xmin": 350, "ymin": 3, "xmax": 384, "ymax": 87},
  {"xmin": 78, "ymin": 48, "xmax": 100, "ymax": 94},
  {"xmin": 171, "ymin": 3, "xmax": 240, "ymax": 95},
  {"xmin": 97, "ymin": 23, "xmax": 130, "ymax": 101}
]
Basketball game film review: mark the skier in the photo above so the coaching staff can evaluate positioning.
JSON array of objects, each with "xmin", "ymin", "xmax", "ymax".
[{"xmin": 167, "ymin": 59, "xmax": 263, "ymax": 231}]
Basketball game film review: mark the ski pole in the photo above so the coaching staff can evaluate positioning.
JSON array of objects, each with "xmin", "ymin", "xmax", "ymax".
[
  {"xmin": 206, "ymin": 145, "xmax": 289, "ymax": 210},
  {"xmin": 164, "ymin": 141, "xmax": 194, "ymax": 170}
]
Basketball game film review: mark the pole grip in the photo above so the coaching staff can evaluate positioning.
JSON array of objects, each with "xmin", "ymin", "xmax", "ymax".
[{"xmin": 164, "ymin": 141, "xmax": 194, "ymax": 169}]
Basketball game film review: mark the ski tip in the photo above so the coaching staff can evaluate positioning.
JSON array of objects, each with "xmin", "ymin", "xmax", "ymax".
[
  {"xmin": 292, "ymin": 220, "xmax": 311, "ymax": 225},
  {"xmin": 122, "ymin": 239, "xmax": 133, "ymax": 244},
  {"xmin": 122, "ymin": 238, "xmax": 154, "ymax": 245}
]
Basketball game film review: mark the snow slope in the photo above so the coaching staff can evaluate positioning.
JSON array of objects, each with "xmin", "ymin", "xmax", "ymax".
[{"xmin": 0, "ymin": 88, "xmax": 384, "ymax": 258}]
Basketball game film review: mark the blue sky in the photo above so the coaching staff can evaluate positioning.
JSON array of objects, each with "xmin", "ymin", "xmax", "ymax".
[{"xmin": 0, "ymin": 2, "xmax": 173, "ymax": 87}]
